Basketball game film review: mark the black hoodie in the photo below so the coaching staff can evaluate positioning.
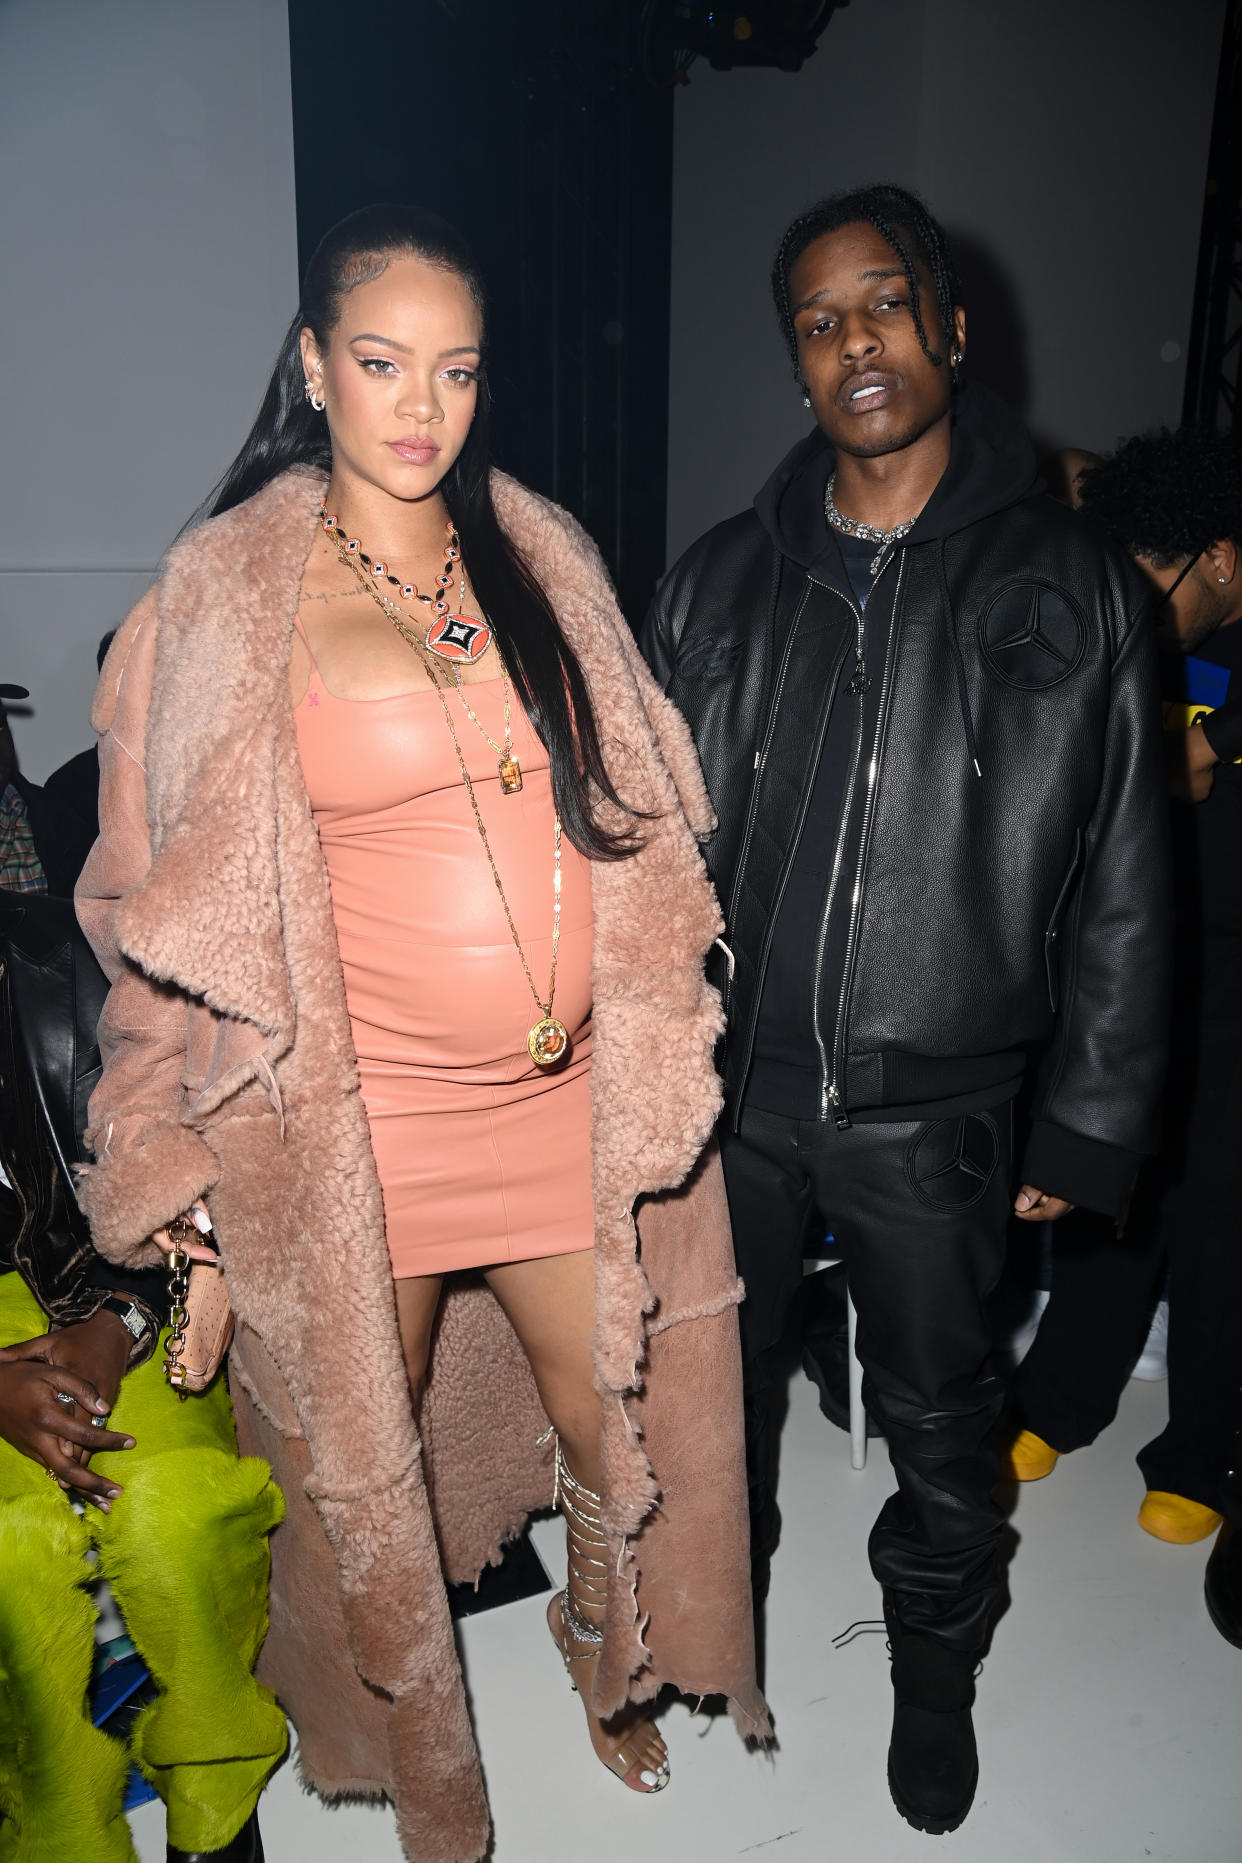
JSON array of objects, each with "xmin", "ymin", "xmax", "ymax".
[
  {"xmin": 750, "ymin": 386, "xmax": 1042, "ymax": 1119},
  {"xmin": 640, "ymin": 385, "xmax": 1170, "ymax": 1218}
]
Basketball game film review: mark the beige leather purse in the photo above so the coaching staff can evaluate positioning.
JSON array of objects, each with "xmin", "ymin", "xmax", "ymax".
[{"xmin": 162, "ymin": 1214, "xmax": 235, "ymax": 1395}]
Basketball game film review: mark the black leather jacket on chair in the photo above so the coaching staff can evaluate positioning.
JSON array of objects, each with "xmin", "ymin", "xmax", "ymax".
[
  {"xmin": 639, "ymin": 385, "xmax": 1171, "ymax": 1218},
  {"xmin": 0, "ymin": 892, "xmax": 167, "ymax": 1361}
]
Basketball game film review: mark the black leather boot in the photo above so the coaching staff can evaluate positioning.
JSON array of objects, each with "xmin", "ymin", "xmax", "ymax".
[
  {"xmin": 885, "ymin": 1599, "xmax": 979, "ymax": 1835},
  {"xmin": 1205, "ymin": 1521, "xmax": 1242, "ymax": 1648},
  {"xmin": 167, "ymin": 1809, "xmax": 264, "ymax": 1862}
]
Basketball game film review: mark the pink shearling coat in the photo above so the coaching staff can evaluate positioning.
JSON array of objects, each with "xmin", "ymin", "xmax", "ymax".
[{"xmin": 75, "ymin": 467, "xmax": 767, "ymax": 1863}]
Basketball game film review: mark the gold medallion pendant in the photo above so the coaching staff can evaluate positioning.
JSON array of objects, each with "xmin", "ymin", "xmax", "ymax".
[{"xmin": 528, "ymin": 1017, "xmax": 570, "ymax": 1069}]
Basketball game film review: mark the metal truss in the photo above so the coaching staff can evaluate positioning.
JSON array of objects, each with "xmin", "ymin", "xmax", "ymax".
[{"xmin": 1183, "ymin": 0, "xmax": 1242, "ymax": 435}]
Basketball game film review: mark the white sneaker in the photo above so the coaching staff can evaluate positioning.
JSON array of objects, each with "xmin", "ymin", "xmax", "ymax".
[{"xmin": 1131, "ymin": 1299, "xmax": 1169, "ymax": 1381}]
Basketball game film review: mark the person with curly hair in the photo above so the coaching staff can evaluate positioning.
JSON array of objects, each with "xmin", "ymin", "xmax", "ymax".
[{"xmin": 1022, "ymin": 429, "xmax": 1242, "ymax": 1645}]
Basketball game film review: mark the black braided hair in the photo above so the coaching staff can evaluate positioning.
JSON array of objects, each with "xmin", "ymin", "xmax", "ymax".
[
  {"xmin": 1077, "ymin": 427, "xmax": 1242, "ymax": 566},
  {"xmin": 771, "ymin": 183, "xmax": 961, "ymax": 375}
]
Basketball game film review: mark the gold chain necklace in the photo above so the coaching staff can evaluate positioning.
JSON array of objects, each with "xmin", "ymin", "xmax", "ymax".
[
  {"xmin": 333, "ymin": 533, "xmax": 524, "ymax": 795},
  {"xmin": 331, "ymin": 531, "xmax": 567, "ymax": 1067}
]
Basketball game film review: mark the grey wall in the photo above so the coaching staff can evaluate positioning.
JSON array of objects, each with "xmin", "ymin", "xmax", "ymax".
[
  {"xmin": 0, "ymin": 0, "xmax": 298, "ymax": 782},
  {"xmin": 667, "ymin": 0, "xmax": 1225, "ymax": 560}
]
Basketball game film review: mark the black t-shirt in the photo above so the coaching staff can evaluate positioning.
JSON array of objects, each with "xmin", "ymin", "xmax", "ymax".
[{"xmin": 836, "ymin": 532, "xmax": 880, "ymax": 610}]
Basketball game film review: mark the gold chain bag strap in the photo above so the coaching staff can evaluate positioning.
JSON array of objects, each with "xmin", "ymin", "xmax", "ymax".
[{"xmin": 163, "ymin": 1213, "xmax": 235, "ymax": 1397}]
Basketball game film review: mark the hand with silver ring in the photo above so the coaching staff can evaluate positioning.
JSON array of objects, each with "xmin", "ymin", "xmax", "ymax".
[{"xmin": 0, "ymin": 1334, "xmax": 134, "ymax": 1508}]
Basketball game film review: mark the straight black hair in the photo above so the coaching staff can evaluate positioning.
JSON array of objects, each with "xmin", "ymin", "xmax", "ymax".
[
  {"xmin": 771, "ymin": 182, "xmax": 961, "ymax": 378},
  {"xmin": 206, "ymin": 203, "xmax": 641, "ymax": 860}
]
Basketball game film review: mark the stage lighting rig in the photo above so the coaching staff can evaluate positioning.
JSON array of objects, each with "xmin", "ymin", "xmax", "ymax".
[{"xmin": 643, "ymin": 1, "xmax": 846, "ymax": 78}]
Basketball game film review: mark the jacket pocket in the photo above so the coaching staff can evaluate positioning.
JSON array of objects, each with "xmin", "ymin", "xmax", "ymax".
[{"xmin": 1044, "ymin": 829, "xmax": 1083, "ymax": 1012}]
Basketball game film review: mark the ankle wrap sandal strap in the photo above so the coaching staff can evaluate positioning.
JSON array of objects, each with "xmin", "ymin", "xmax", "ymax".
[
  {"xmin": 547, "ymin": 1440, "xmax": 670, "ymax": 1794},
  {"xmin": 555, "ymin": 1441, "xmax": 609, "ymax": 1644}
]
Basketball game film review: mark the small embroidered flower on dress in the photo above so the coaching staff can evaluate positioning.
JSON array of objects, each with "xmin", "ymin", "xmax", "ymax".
[{"xmin": 308, "ymin": 689, "xmax": 320, "ymax": 706}]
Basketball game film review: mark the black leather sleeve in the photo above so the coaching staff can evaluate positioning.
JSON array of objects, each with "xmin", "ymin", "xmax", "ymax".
[
  {"xmin": 1022, "ymin": 590, "xmax": 1172, "ymax": 1216},
  {"xmin": 636, "ymin": 572, "xmax": 679, "ymax": 693}
]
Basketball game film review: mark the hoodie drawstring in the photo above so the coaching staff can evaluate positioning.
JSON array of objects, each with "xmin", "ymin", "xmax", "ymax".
[{"xmin": 937, "ymin": 540, "xmax": 983, "ymax": 779}]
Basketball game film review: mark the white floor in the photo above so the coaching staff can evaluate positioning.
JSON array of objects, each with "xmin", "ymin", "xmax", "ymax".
[{"xmin": 129, "ymin": 1372, "xmax": 1240, "ymax": 1863}]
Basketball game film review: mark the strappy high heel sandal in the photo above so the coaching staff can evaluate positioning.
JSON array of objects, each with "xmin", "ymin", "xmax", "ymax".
[{"xmin": 546, "ymin": 1444, "xmax": 670, "ymax": 1794}]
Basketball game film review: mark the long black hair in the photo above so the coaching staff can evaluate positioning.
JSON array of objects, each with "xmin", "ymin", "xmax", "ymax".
[
  {"xmin": 206, "ymin": 203, "xmax": 641, "ymax": 860},
  {"xmin": 771, "ymin": 183, "xmax": 961, "ymax": 378}
]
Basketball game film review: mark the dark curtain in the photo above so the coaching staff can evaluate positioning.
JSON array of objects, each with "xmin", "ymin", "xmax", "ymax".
[{"xmin": 287, "ymin": 0, "xmax": 675, "ymax": 620}]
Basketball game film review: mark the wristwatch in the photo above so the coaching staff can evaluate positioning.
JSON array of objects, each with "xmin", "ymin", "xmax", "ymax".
[{"xmin": 96, "ymin": 1297, "xmax": 152, "ymax": 1345}]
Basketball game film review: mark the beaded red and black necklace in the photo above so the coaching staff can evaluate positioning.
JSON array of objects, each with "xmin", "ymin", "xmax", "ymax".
[{"xmin": 318, "ymin": 508, "xmax": 493, "ymax": 665}]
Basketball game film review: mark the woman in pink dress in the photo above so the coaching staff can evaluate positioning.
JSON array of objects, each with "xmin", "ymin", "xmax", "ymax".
[
  {"xmin": 77, "ymin": 207, "xmax": 765, "ymax": 1847},
  {"xmin": 254, "ymin": 205, "xmax": 667, "ymax": 1793}
]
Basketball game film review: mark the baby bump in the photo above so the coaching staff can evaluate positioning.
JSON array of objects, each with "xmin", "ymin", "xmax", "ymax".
[
  {"xmin": 341, "ymin": 922, "xmax": 594, "ymax": 1073},
  {"xmin": 315, "ymin": 759, "xmax": 594, "ymax": 1070}
]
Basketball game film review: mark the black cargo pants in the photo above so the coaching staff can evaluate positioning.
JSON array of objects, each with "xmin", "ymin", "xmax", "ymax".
[{"xmin": 721, "ymin": 1101, "xmax": 1013, "ymax": 1650}]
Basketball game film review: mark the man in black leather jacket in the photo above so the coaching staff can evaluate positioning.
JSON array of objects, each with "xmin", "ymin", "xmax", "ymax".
[{"xmin": 640, "ymin": 185, "xmax": 1170, "ymax": 1833}]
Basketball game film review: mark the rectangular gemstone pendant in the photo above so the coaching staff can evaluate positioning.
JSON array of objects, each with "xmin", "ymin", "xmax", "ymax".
[{"xmin": 499, "ymin": 757, "xmax": 523, "ymax": 794}]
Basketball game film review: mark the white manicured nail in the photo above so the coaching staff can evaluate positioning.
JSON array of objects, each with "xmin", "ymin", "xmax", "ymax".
[
  {"xmin": 640, "ymin": 1769, "xmax": 659, "ymax": 1787},
  {"xmin": 191, "ymin": 1208, "xmax": 213, "ymax": 1234}
]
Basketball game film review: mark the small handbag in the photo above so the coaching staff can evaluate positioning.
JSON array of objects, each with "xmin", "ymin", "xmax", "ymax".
[{"xmin": 162, "ymin": 1214, "xmax": 235, "ymax": 1395}]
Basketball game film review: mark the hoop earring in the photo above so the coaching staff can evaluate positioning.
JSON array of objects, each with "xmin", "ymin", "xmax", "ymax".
[{"xmin": 304, "ymin": 382, "xmax": 326, "ymax": 413}]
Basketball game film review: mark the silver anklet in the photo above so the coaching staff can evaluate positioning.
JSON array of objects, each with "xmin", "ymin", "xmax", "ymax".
[{"xmin": 560, "ymin": 1585, "xmax": 605, "ymax": 1646}]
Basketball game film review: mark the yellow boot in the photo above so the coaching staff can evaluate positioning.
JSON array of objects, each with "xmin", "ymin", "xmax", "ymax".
[
  {"xmin": 1138, "ymin": 1491, "xmax": 1223, "ymax": 1544},
  {"xmin": 1002, "ymin": 1429, "xmax": 1059, "ymax": 1482}
]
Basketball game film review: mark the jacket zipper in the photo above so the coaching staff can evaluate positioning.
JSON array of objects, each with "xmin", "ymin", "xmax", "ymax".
[
  {"xmin": 825, "ymin": 553, "xmax": 908, "ymax": 1125},
  {"xmin": 729, "ymin": 586, "xmax": 853, "ymax": 1126},
  {"xmin": 811, "ymin": 591, "xmax": 869, "ymax": 1116}
]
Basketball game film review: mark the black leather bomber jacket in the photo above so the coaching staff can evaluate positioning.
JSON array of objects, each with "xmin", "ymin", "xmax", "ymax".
[
  {"xmin": 639, "ymin": 386, "xmax": 1172, "ymax": 1218},
  {"xmin": 0, "ymin": 893, "xmax": 168, "ymax": 1362}
]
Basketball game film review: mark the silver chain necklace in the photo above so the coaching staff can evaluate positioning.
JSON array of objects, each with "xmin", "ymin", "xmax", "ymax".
[{"xmin": 824, "ymin": 473, "xmax": 918, "ymax": 575}]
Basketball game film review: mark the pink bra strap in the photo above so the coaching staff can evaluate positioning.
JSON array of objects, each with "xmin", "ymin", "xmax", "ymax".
[{"xmin": 291, "ymin": 612, "xmax": 321, "ymax": 673}]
